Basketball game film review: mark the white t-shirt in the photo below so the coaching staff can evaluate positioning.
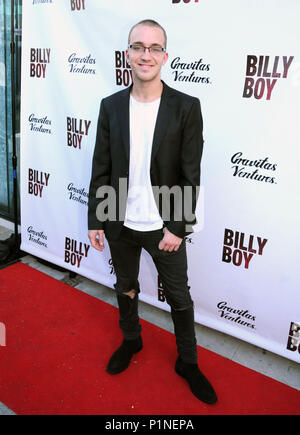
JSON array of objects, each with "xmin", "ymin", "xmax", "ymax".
[{"xmin": 124, "ymin": 95, "xmax": 163, "ymax": 231}]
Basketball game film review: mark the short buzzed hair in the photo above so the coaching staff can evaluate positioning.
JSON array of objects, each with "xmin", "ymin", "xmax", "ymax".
[{"xmin": 128, "ymin": 19, "xmax": 167, "ymax": 48}]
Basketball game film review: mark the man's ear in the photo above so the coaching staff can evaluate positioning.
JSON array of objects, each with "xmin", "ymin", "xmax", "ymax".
[
  {"xmin": 162, "ymin": 51, "xmax": 168, "ymax": 66},
  {"xmin": 125, "ymin": 49, "xmax": 130, "ymax": 65}
]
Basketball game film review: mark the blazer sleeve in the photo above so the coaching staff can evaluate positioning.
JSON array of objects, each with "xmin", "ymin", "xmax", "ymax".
[
  {"xmin": 88, "ymin": 99, "xmax": 111, "ymax": 230},
  {"xmin": 166, "ymin": 98, "xmax": 204, "ymax": 238}
]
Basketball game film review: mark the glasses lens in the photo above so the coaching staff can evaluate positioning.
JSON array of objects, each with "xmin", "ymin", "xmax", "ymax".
[
  {"xmin": 130, "ymin": 45, "xmax": 164, "ymax": 55},
  {"xmin": 131, "ymin": 45, "xmax": 143, "ymax": 52},
  {"xmin": 151, "ymin": 46, "xmax": 163, "ymax": 54}
]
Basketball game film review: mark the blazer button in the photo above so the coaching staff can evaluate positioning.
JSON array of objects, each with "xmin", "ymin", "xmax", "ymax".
[{"xmin": 125, "ymin": 170, "xmax": 129, "ymax": 176}]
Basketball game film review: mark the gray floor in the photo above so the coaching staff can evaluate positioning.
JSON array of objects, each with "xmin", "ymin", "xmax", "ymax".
[{"xmin": 0, "ymin": 224, "xmax": 299, "ymax": 415}]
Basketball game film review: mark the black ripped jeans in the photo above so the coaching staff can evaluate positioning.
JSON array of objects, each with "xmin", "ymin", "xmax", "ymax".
[{"xmin": 107, "ymin": 226, "xmax": 198, "ymax": 364}]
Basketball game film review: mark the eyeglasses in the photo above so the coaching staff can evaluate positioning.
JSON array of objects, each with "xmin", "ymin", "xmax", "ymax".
[{"xmin": 128, "ymin": 44, "xmax": 166, "ymax": 55}]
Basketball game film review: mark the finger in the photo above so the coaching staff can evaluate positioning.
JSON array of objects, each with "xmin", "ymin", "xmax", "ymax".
[
  {"xmin": 93, "ymin": 240, "xmax": 103, "ymax": 251},
  {"xmin": 89, "ymin": 235, "xmax": 97, "ymax": 248},
  {"xmin": 91, "ymin": 235, "xmax": 104, "ymax": 251},
  {"xmin": 158, "ymin": 239, "xmax": 165, "ymax": 250},
  {"xmin": 98, "ymin": 232, "xmax": 104, "ymax": 249},
  {"xmin": 91, "ymin": 241, "xmax": 100, "ymax": 251}
]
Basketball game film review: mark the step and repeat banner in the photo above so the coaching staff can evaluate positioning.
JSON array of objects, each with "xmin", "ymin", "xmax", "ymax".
[{"xmin": 20, "ymin": 0, "xmax": 300, "ymax": 363}]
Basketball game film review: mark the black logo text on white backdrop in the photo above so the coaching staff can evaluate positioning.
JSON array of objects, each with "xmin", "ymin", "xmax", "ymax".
[
  {"xmin": 20, "ymin": 0, "xmax": 300, "ymax": 363},
  {"xmin": 222, "ymin": 228, "xmax": 268, "ymax": 269},
  {"xmin": 30, "ymin": 48, "xmax": 51, "ymax": 78},
  {"xmin": 242, "ymin": 55, "xmax": 294, "ymax": 100}
]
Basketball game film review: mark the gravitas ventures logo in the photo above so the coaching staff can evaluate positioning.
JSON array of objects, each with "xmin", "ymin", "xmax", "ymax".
[
  {"xmin": 68, "ymin": 53, "xmax": 96, "ymax": 75},
  {"xmin": 32, "ymin": 0, "xmax": 53, "ymax": 4},
  {"xmin": 28, "ymin": 113, "xmax": 52, "ymax": 134},
  {"xmin": 67, "ymin": 182, "xmax": 89, "ymax": 206},
  {"xmin": 170, "ymin": 57, "xmax": 211, "ymax": 85},
  {"xmin": 27, "ymin": 226, "xmax": 48, "ymax": 248},
  {"xmin": 231, "ymin": 152, "xmax": 277, "ymax": 184},
  {"xmin": 217, "ymin": 301, "xmax": 256, "ymax": 330}
]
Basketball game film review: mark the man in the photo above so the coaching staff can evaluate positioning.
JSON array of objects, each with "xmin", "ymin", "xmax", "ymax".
[{"xmin": 88, "ymin": 19, "xmax": 217, "ymax": 405}]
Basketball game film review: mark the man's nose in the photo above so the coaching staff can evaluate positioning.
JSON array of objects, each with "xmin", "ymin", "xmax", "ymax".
[{"xmin": 141, "ymin": 47, "xmax": 152, "ymax": 60}]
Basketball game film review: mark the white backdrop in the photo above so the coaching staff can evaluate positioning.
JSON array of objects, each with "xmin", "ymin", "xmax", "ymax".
[{"xmin": 20, "ymin": 0, "xmax": 300, "ymax": 363}]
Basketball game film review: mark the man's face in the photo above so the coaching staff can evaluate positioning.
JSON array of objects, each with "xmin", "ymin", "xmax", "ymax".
[{"xmin": 126, "ymin": 24, "xmax": 168, "ymax": 84}]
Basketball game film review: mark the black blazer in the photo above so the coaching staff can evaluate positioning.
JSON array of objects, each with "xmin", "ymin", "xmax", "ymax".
[{"xmin": 88, "ymin": 81, "xmax": 204, "ymax": 240}]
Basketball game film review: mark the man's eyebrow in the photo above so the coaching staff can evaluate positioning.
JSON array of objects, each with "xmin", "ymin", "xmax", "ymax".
[{"xmin": 130, "ymin": 41, "xmax": 162, "ymax": 46}]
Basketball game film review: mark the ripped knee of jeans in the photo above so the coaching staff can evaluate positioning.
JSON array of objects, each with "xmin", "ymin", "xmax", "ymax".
[
  {"xmin": 122, "ymin": 289, "xmax": 137, "ymax": 299},
  {"xmin": 114, "ymin": 278, "xmax": 140, "ymax": 298}
]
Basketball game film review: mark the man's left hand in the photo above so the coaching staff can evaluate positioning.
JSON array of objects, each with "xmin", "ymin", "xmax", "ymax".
[{"xmin": 158, "ymin": 227, "xmax": 183, "ymax": 252}]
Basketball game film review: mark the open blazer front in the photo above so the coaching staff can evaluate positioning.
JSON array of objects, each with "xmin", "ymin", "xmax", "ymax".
[{"xmin": 88, "ymin": 81, "xmax": 204, "ymax": 240}]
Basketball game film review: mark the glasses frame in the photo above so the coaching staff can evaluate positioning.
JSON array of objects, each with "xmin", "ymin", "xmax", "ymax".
[{"xmin": 128, "ymin": 44, "xmax": 167, "ymax": 55}]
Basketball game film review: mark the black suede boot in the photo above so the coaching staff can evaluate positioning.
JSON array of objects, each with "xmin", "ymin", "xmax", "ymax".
[
  {"xmin": 170, "ymin": 306, "xmax": 198, "ymax": 364},
  {"xmin": 175, "ymin": 357, "xmax": 217, "ymax": 404},
  {"xmin": 117, "ymin": 293, "xmax": 142, "ymax": 339},
  {"xmin": 106, "ymin": 336, "xmax": 143, "ymax": 375}
]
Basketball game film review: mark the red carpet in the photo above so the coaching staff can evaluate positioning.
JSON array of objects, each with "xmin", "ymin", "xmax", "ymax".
[{"xmin": 0, "ymin": 262, "xmax": 299, "ymax": 415}]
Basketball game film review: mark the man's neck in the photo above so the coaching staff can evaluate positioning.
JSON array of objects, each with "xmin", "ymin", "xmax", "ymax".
[{"xmin": 130, "ymin": 79, "xmax": 163, "ymax": 103}]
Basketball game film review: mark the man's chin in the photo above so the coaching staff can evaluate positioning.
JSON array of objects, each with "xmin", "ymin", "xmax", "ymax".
[{"xmin": 135, "ymin": 72, "xmax": 159, "ymax": 83}]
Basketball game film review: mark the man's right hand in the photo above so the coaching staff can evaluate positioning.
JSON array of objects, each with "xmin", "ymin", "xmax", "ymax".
[{"xmin": 88, "ymin": 229, "xmax": 105, "ymax": 252}]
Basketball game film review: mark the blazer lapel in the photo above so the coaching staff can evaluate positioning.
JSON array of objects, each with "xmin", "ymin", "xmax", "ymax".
[
  {"xmin": 117, "ymin": 85, "xmax": 131, "ymax": 163},
  {"xmin": 151, "ymin": 81, "xmax": 173, "ymax": 165},
  {"xmin": 117, "ymin": 81, "xmax": 173, "ymax": 165}
]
